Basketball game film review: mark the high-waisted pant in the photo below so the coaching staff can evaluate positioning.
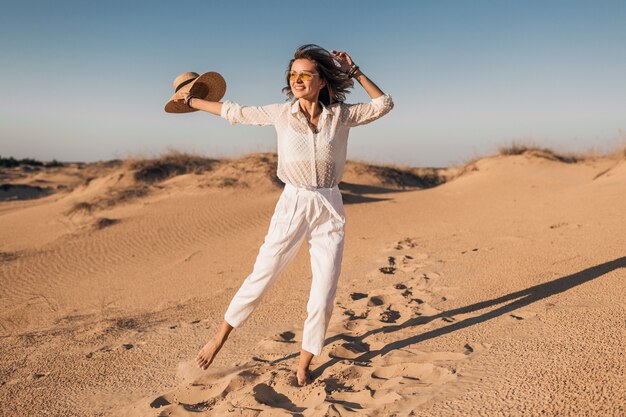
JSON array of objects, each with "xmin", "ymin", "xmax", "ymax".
[{"xmin": 224, "ymin": 182, "xmax": 346, "ymax": 356}]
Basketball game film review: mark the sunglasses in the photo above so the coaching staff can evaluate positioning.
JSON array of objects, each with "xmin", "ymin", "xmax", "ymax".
[{"xmin": 288, "ymin": 71, "xmax": 319, "ymax": 81}]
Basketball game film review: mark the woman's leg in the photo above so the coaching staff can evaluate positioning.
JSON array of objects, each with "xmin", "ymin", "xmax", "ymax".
[
  {"xmin": 196, "ymin": 188, "xmax": 306, "ymax": 370},
  {"xmin": 224, "ymin": 190, "xmax": 307, "ymax": 328},
  {"xmin": 196, "ymin": 320, "xmax": 233, "ymax": 370},
  {"xmin": 301, "ymin": 192, "xmax": 346, "ymax": 363}
]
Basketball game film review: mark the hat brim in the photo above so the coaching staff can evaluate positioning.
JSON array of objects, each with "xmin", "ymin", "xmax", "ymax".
[{"xmin": 164, "ymin": 71, "xmax": 227, "ymax": 114}]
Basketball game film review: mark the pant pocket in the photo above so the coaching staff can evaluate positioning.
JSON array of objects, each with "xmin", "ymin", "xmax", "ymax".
[
  {"xmin": 267, "ymin": 191, "xmax": 298, "ymax": 238},
  {"xmin": 322, "ymin": 193, "xmax": 346, "ymax": 224}
]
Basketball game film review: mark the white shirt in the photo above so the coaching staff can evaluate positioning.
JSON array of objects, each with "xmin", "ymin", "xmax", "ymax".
[{"xmin": 220, "ymin": 94, "xmax": 394, "ymax": 188}]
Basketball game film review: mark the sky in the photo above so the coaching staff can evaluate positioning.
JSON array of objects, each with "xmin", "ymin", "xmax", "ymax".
[{"xmin": 1, "ymin": 0, "xmax": 625, "ymax": 167}]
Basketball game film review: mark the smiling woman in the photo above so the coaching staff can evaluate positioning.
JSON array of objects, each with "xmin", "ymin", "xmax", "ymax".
[
  {"xmin": 281, "ymin": 44, "xmax": 356, "ymax": 107},
  {"xmin": 170, "ymin": 43, "xmax": 393, "ymax": 387}
]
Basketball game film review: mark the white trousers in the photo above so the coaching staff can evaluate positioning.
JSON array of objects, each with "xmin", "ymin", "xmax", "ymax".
[{"xmin": 224, "ymin": 182, "xmax": 346, "ymax": 356}]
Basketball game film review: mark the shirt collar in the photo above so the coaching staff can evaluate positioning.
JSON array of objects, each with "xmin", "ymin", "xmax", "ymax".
[{"xmin": 290, "ymin": 99, "xmax": 330, "ymax": 116}]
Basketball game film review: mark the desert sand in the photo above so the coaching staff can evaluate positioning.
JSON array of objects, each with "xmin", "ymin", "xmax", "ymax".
[{"xmin": 0, "ymin": 148, "xmax": 624, "ymax": 416}]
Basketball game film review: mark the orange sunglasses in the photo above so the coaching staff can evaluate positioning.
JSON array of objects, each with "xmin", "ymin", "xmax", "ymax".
[{"xmin": 288, "ymin": 71, "xmax": 319, "ymax": 81}]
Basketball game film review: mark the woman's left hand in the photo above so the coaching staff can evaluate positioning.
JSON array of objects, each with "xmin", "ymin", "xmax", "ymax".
[{"xmin": 330, "ymin": 50, "xmax": 354, "ymax": 74}]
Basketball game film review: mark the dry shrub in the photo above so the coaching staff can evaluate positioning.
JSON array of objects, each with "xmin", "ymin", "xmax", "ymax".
[
  {"xmin": 66, "ymin": 185, "xmax": 149, "ymax": 216},
  {"xmin": 0, "ymin": 251, "xmax": 19, "ymax": 262},
  {"xmin": 102, "ymin": 185, "xmax": 149, "ymax": 206},
  {"xmin": 371, "ymin": 165, "xmax": 444, "ymax": 188},
  {"xmin": 94, "ymin": 217, "xmax": 120, "ymax": 229},
  {"xmin": 454, "ymin": 159, "xmax": 480, "ymax": 178},
  {"xmin": 226, "ymin": 152, "xmax": 281, "ymax": 187},
  {"xmin": 129, "ymin": 150, "xmax": 220, "ymax": 183},
  {"xmin": 498, "ymin": 140, "xmax": 581, "ymax": 163},
  {"xmin": 212, "ymin": 177, "xmax": 243, "ymax": 188},
  {"xmin": 67, "ymin": 201, "xmax": 94, "ymax": 215},
  {"xmin": 350, "ymin": 159, "xmax": 446, "ymax": 189}
]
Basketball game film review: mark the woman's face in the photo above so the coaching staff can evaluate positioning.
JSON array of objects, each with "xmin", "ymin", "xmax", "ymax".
[{"xmin": 290, "ymin": 58, "xmax": 326, "ymax": 101}]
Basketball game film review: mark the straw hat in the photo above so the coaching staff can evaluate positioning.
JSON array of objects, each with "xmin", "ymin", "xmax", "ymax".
[{"xmin": 164, "ymin": 71, "xmax": 227, "ymax": 113}]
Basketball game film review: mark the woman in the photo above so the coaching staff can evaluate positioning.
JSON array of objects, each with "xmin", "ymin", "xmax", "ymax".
[{"xmin": 172, "ymin": 44, "xmax": 394, "ymax": 386}]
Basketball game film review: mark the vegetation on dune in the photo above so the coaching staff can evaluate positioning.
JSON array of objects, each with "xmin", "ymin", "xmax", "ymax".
[
  {"xmin": 0, "ymin": 156, "xmax": 64, "ymax": 167},
  {"xmin": 497, "ymin": 141, "xmax": 582, "ymax": 163},
  {"xmin": 127, "ymin": 150, "xmax": 220, "ymax": 183},
  {"xmin": 348, "ymin": 160, "xmax": 448, "ymax": 189},
  {"xmin": 8, "ymin": 141, "xmax": 626, "ymax": 209}
]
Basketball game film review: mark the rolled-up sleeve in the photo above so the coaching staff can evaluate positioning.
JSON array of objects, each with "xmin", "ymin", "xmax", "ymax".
[
  {"xmin": 220, "ymin": 101, "xmax": 282, "ymax": 126},
  {"xmin": 342, "ymin": 94, "xmax": 394, "ymax": 128}
]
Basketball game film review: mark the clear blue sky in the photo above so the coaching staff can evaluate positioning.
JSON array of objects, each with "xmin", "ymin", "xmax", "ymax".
[{"xmin": 1, "ymin": 0, "xmax": 625, "ymax": 167}]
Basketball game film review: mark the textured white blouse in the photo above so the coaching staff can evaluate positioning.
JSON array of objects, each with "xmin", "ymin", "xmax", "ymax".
[{"xmin": 220, "ymin": 94, "xmax": 394, "ymax": 189}]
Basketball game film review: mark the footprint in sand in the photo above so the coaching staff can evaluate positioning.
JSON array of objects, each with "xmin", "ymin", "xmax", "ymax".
[
  {"xmin": 463, "ymin": 342, "xmax": 491, "ymax": 356},
  {"xmin": 253, "ymin": 383, "xmax": 306, "ymax": 412},
  {"xmin": 394, "ymin": 237, "xmax": 418, "ymax": 250},
  {"xmin": 329, "ymin": 340, "xmax": 370, "ymax": 360},
  {"xmin": 394, "ymin": 283, "xmax": 414, "ymax": 298},
  {"xmin": 350, "ymin": 292, "xmax": 368, "ymax": 301},
  {"xmin": 379, "ymin": 265, "xmax": 396, "ymax": 275},
  {"xmin": 148, "ymin": 235, "xmax": 489, "ymax": 417},
  {"xmin": 461, "ymin": 247, "xmax": 479, "ymax": 254},
  {"xmin": 85, "ymin": 342, "xmax": 135, "ymax": 359},
  {"xmin": 253, "ymin": 330, "xmax": 304, "ymax": 361},
  {"xmin": 276, "ymin": 330, "xmax": 296, "ymax": 343},
  {"xmin": 367, "ymin": 295, "xmax": 386, "ymax": 307},
  {"xmin": 387, "ymin": 238, "xmax": 433, "ymax": 273},
  {"xmin": 375, "ymin": 254, "xmax": 398, "ymax": 275},
  {"xmin": 153, "ymin": 365, "xmax": 268, "ymax": 413},
  {"xmin": 380, "ymin": 307, "xmax": 401, "ymax": 323},
  {"xmin": 343, "ymin": 308, "xmax": 369, "ymax": 320},
  {"xmin": 508, "ymin": 310, "xmax": 538, "ymax": 321},
  {"xmin": 150, "ymin": 395, "xmax": 171, "ymax": 409}
]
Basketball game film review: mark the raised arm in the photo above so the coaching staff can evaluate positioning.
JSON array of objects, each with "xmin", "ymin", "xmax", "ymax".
[
  {"xmin": 172, "ymin": 90, "xmax": 222, "ymax": 116},
  {"xmin": 331, "ymin": 50, "xmax": 394, "ymax": 127}
]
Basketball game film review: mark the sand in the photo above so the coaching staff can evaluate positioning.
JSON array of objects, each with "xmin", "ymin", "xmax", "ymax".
[{"xmin": 0, "ymin": 150, "xmax": 624, "ymax": 416}]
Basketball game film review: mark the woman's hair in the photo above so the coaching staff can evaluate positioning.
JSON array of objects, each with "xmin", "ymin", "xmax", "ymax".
[{"xmin": 282, "ymin": 44, "xmax": 354, "ymax": 106}]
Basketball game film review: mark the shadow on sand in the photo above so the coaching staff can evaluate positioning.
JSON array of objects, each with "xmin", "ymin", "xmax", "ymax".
[
  {"xmin": 269, "ymin": 256, "xmax": 625, "ymax": 378},
  {"xmin": 337, "ymin": 181, "xmax": 426, "ymax": 205}
]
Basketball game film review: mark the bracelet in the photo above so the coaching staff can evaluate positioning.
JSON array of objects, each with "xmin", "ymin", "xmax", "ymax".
[
  {"xmin": 185, "ymin": 94, "xmax": 197, "ymax": 107},
  {"xmin": 347, "ymin": 64, "xmax": 360, "ymax": 79}
]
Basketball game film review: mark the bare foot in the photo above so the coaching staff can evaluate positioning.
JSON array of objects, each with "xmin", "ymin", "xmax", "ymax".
[
  {"xmin": 296, "ymin": 367, "xmax": 311, "ymax": 386},
  {"xmin": 196, "ymin": 321, "xmax": 234, "ymax": 370},
  {"xmin": 296, "ymin": 348, "xmax": 314, "ymax": 386},
  {"xmin": 196, "ymin": 338, "xmax": 224, "ymax": 370}
]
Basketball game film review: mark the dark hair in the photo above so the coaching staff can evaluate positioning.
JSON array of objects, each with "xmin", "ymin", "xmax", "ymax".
[{"xmin": 282, "ymin": 44, "xmax": 354, "ymax": 106}]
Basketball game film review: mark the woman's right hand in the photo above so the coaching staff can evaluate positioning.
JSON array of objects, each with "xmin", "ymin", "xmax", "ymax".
[
  {"xmin": 171, "ymin": 89, "xmax": 223, "ymax": 115},
  {"xmin": 172, "ymin": 89, "xmax": 191, "ymax": 104}
]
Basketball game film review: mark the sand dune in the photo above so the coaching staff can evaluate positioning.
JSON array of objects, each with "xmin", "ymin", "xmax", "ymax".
[{"xmin": 1, "ymin": 149, "xmax": 624, "ymax": 416}]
